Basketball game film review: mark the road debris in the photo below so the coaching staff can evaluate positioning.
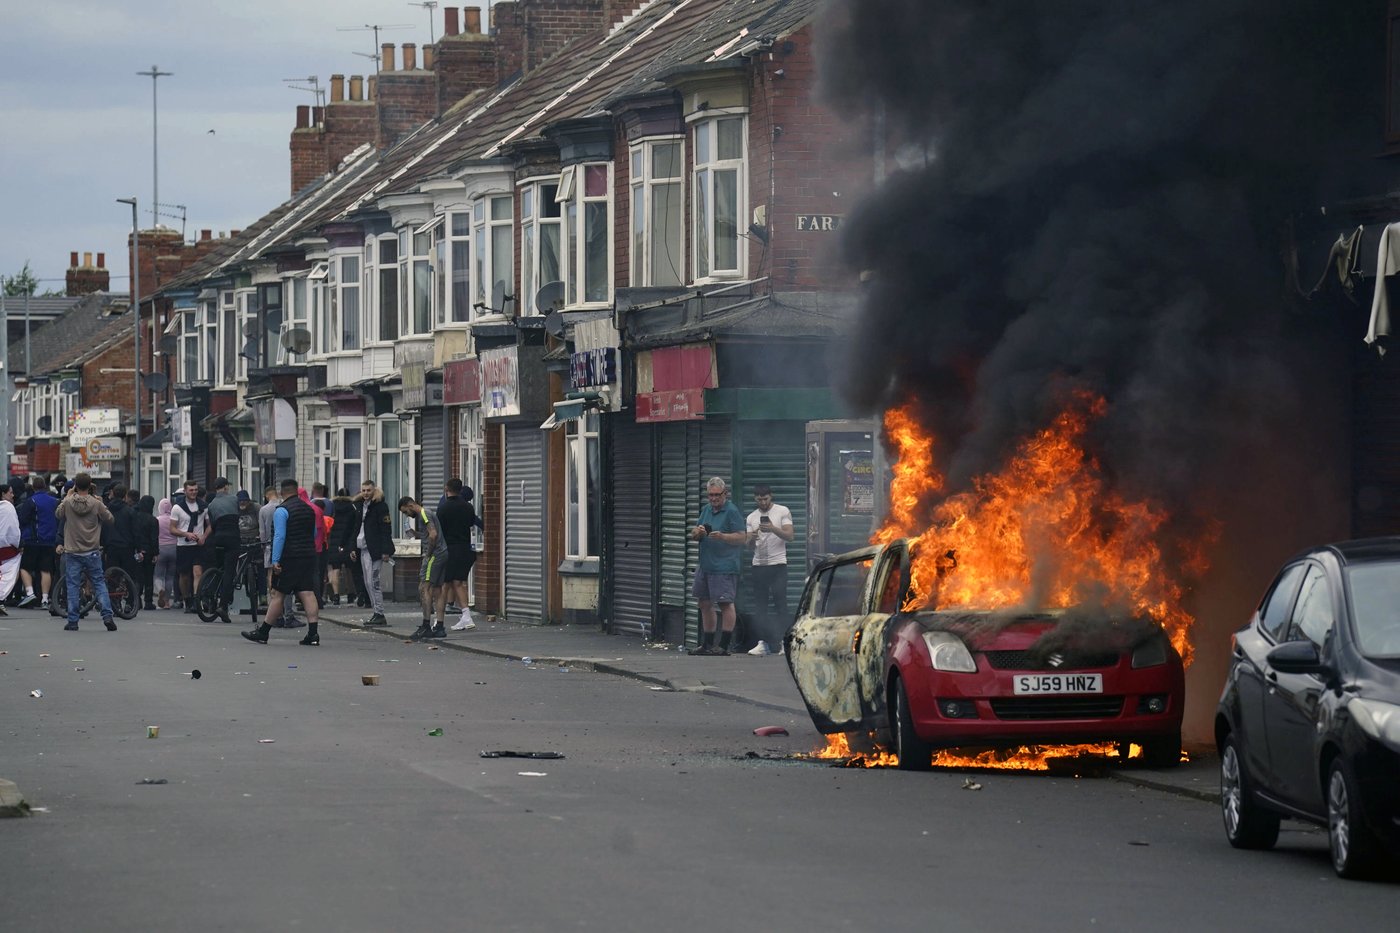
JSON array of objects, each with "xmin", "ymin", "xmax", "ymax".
[
  {"xmin": 147, "ymin": 726, "xmax": 159, "ymax": 739},
  {"xmin": 288, "ymin": 665, "xmax": 297, "ymax": 669},
  {"xmin": 427, "ymin": 728, "xmax": 444, "ymax": 737},
  {"xmin": 39, "ymin": 654, "xmax": 49, "ymax": 658},
  {"xmin": 428, "ymin": 645, "xmax": 440, "ymax": 650},
  {"xmin": 136, "ymin": 778, "xmax": 168, "ymax": 785},
  {"xmin": 480, "ymin": 750, "xmax": 565, "ymax": 760},
  {"xmin": 29, "ymin": 690, "xmax": 42, "ymax": 699},
  {"xmin": 362, "ymin": 674, "xmax": 380, "ymax": 686},
  {"xmin": 752, "ymin": 726, "xmax": 789, "ymax": 736},
  {"xmin": 521, "ymin": 657, "xmax": 533, "ymax": 665},
  {"xmin": 74, "ymin": 667, "xmax": 85, "ymax": 672},
  {"xmin": 517, "ymin": 771, "xmax": 548, "ymax": 777},
  {"xmin": 176, "ymin": 655, "xmax": 185, "ymax": 659},
  {"xmin": 961, "ymin": 778, "xmax": 983, "ymax": 791},
  {"xmin": 258, "ymin": 739, "xmax": 275, "ymax": 744},
  {"xmin": 1128, "ymin": 840, "xmax": 1150, "ymax": 847},
  {"xmin": 190, "ymin": 670, "xmax": 201, "ymax": 680}
]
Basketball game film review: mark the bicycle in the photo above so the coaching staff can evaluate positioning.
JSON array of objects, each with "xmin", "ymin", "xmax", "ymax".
[
  {"xmin": 48, "ymin": 561, "xmax": 139, "ymax": 621},
  {"xmin": 195, "ymin": 546, "xmax": 263, "ymax": 623}
]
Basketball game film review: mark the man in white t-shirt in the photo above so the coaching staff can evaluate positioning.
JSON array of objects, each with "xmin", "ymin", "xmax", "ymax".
[
  {"xmin": 169, "ymin": 480, "xmax": 208, "ymax": 613},
  {"xmin": 744, "ymin": 484, "xmax": 794, "ymax": 657}
]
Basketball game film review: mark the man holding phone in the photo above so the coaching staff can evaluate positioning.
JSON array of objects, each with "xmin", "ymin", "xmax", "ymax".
[{"xmin": 745, "ymin": 484, "xmax": 794, "ymax": 656}]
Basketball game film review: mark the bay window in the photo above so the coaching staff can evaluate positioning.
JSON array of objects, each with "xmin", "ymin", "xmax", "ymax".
[
  {"xmin": 201, "ymin": 299, "xmax": 217, "ymax": 382},
  {"xmin": 307, "ymin": 261, "xmax": 329, "ymax": 356},
  {"xmin": 630, "ymin": 138, "xmax": 684, "ymax": 287},
  {"xmin": 473, "ymin": 195, "xmax": 514, "ymax": 314},
  {"xmin": 257, "ymin": 282, "xmax": 283, "ymax": 371},
  {"xmin": 446, "ymin": 211, "xmax": 471, "ymax": 324},
  {"xmin": 399, "ymin": 222, "xmax": 434, "ymax": 336},
  {"xmin": 277, "ymin": 273, "xmax": 308, "ymax": 365},
  {"xmin": 565, "ymin": 411, "xmax": 600, "ymax": 559},
  {"xmin": 560, "ymin": 163, "xmax": 612, "ymax": 306},
  {"xmin": 376, "ymin": 418, "xmax": 413, "ymax": 537},
  {"xmin": 370, "ymin": 237, "xmax": 398, "ymax": 343},
  {"xmin": 521, "ymin": 180, "xmax": 561, "ymax": 315},
  {"xmin": 179, "ymin": 307, "xmax": 199, "ymax": 382},
  {"xmin": 692, "ymin": 115, "xmax": 746, "ymax": 280},
  {"xmin": 336, "ymin": 253, "xmax": 361, "ymax": 351}
]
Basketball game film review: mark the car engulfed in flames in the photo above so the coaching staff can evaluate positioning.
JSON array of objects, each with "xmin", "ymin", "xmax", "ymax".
[{"xmin": 786, "ymin": 395, "xmax": 1200, "ymax": 770}]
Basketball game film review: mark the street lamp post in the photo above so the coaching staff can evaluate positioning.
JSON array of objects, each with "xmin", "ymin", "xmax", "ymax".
[
  {"xmin": 117, "ymin": 197, "xmax": 140, "ymax": 487},
  {"xmin": 137, "ymin": 66, "xmax": 172, "ymax": 228}
]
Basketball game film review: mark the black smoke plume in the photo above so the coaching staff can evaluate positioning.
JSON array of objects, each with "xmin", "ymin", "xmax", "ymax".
[{"xmin": 818, "ymin": 1, "xmax": 1387, "ymax": 739}]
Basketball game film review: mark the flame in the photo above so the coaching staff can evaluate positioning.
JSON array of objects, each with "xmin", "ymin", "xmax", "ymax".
[
  {"xmin": 808, "ymin": 734, "xmax": 1191, "ymax": 769},
  {"xmin": 876, "ymin": 392, "xmax": 1207, "ymax": 665}
]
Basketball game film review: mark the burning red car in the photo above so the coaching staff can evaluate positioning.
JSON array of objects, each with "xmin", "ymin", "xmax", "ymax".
[{"xmin": 786, "ymin": 538, "xmax": 1185, "ymax": 770}]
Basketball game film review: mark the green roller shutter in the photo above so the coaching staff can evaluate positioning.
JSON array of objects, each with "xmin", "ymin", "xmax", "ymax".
[
  {"xmin": 734, "ymin": 420, "xmax": 809, "ymax": 637},
  {"xmin": 609, "ymin": 418, "xmax": 654, "ymax": 636},
  {"xmin": 655, "ymin": 417, "xmax": 732, "ymax": 647}
]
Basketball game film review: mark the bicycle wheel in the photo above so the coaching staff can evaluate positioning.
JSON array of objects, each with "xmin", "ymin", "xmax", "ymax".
[
  {"xmin": 105, "ymin": 567, "xmax": 139, "ymax": 621},
  {"xmin": 195, "ymin": 569, "xmax": 223, "ymax": 623},
  {"xmin": 49, "ymin": 575, "xmax": 65, "ymax": 616}
]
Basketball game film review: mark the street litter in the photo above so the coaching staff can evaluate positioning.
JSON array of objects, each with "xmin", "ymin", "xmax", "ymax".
[
  {"xmin": 74, "ymin": 667, "xmax": 85, "ymax": 672},
  {"xmin": 480, "ymin": 750, "xmax": 565, "ymax": 759},
  {"xmin": 649, "ymin": 686, "xmax": 672, "ymax": 691},
  {"xmin": 428, "ymin": 645, "xmax": 440, "ymax": 650},
  {"xmin": 961, "ymin": 779, "xmax": 983, "ymax": 791},
  {"xmin": 288, "ymin": 665, "xmax": 297, "ymax": 669},
  {"xmin": 235, "ymin": 671, "xmax": 250, "ymax": 675},
  {"xmin": 427, "ymin": 728, "xmax": 444, "ymax": 737},
  {"xmin": 557, "ymin": 666, "xmax": 569, "ymax": 672},
  {"xmin": 29, "ymin": 690, "xmax": 42, "ymax": 699},
  {"xmin": 176, "ymin": 656, "xmax": 185, "ymax": 659},
  {"xmin": 39, "ymin": 653, "xmax": 49, "ymax": 658},
  {"xmin": 0, "ymin": 651, "xmax": 6, "ymax": 655},
  {"xmin": 136, "ymin": 778, "xmax": 168, "ymax": 785},
  {"xmin": 521, "ymin": 656, "xmax": 533, "ymax": 664},
  {"xmin": 147, "ymin": 726, "xmax": 159, "ymax": 739},
  {"xmin": 517, "ymin": 771, "xmax": 548, "ymax": 777},
  {"xmin": 473, "ymin": 681, "xmax": 487, "ymax": 685},
  {"xmin": 1128, "ymin": 840, "xmax": 1150, "ymax": 847},
  {"xmin": 258, "ymin": 739, "xmax": 275, "ymax": 744},
  {"xmin": 753, "ymin": 726, "xmax": 789, "ymax": 736},
  {"xmin": 189, "ymin": 670, "xmax": 201, "ymax": 680},
  {"xmin": 362, "ymin": 674, "xmax": 380, "ymax": 686},
  {"xmin": 378, "ymin": 659, "xmax": 400, "ymax": 663}
]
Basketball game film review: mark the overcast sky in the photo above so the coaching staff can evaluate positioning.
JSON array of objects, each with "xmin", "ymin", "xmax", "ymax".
[{"xmin": 1, "ymin": 0, "xmax": 487, "ymax": 294}]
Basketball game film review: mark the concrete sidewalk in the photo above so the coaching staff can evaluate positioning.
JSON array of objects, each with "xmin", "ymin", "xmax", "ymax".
[{"xmin": 315, "ymin": 601, "xmax": 1221, "ymax": 802}]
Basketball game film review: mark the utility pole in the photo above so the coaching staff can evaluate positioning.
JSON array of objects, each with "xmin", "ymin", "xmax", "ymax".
[
  {"xmin": 137, "ymin": 66, "xmax": 172, "ymax": 227},
  {"xmin": 118, "ymin": 198, "xmax": 140, "ymax": 486}
]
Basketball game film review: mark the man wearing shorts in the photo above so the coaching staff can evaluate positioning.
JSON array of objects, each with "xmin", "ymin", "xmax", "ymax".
[
  {"xmin": 242, "ymin": 478, "xmax": 320, "ymax": 646},
  {"xmin": 399, "ymin": 496, "xmax": 449, "ymax": 641},
  {"xmin": 19, "ymin": 475, "xmax": 58, "ymax": 608},
  {"xmin": 689, "ymin": 477, "xmax": 746, "ymax": 656},
  {"xmin": 437, "ymin": 478, "xmax": 483, "ymax": 631},
  {"xmin": 170, "ymin": 481, "xmax": 208, "ymax": 612}
]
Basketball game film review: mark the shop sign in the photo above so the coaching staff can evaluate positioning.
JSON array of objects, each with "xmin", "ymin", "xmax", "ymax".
[
  {"xmin": 402, "ymin": 362, "xmax": 428, "ymax": 410},
  {"xmin": 69, "ymin": 407, "xmax": 120, "ymax": 445},
  {"xmin": 635, "ymin": 388, "xmax": 705, "ymax": 423},
  {"xmin": 10, "ymin": 454, "xmax": 28, "ymax": 477},
  {"xmin": 570, "ymin": 347, "xmax": 616, "ymax": 390},
  {"xmin": 444, "ymin": 358, "xmax": 482, "ymax": 405},
  {"xmin": 796, "ymin": 214, "xmax": 843, "ymax": 232},
  {"xmin": 480, "ymin": 346, "xmax": 520, "ymax": 418},
  {"xmin": 842, "ymin": 449, "xmax": 874, "ymax": 514},
  {"xmin": 85, "ymin": 436, "xmax": 125, "ymax": 461},
  {"xmin": 171, "ymin": 407, "xmax": 193, "ymax": 448}
]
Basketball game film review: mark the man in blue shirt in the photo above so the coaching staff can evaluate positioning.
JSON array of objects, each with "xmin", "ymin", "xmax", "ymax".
[
  {"xmin": 690, "ymin": 477, "xmax": 746, "ymax": 656},
  {"xmin": 242, "ymin": 478, "xmax": 321, "ymax": 646}
]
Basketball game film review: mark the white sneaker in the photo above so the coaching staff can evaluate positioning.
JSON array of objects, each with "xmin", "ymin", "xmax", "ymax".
[
  {"xmin": 451, "ymin": 613, "xmax": 477, "ymax": 632},
  {"xmin": 747, "ymin": 640, "xmax": 772, "ymax": 656}
]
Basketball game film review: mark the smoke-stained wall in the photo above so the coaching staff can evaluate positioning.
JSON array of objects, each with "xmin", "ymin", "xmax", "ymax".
[{"xmin": 817, "ymin": 0, "xmax": 1389, "ymax": 743}]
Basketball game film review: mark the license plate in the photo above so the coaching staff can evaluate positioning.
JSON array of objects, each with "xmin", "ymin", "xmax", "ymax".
[{"xmin": 1012, "ymin": 673, "xmax": 1103, "ymax": 695}]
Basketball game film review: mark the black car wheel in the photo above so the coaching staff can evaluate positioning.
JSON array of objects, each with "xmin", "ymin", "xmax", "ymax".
[
  {"xmin": 891, "ymin": 676, "xmax": 933, "ymax": 771},
  {"xmin": 1140, "ymin": 731, "xmax": 1183, "ymax": 769},
  {"xmin": 1220, "ymin": 733, "xmax": 1279, "ymax": 850},
  {"xmin": 1327, "ymin": 757, "xmax": 1383, "ymax": 878}
]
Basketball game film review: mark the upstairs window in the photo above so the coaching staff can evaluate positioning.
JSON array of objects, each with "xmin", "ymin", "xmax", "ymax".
[
  {"xmin": 446, "ymin": 211, "xmax": 472, "ymax": 324},
  {"xmin": 692, "ymin": 115, "xmax": 746, "ymax": 280},
  {"xmin": 521, "ymin": 180, "xmax": 562, "ymax": 315},
  {"xmin": 473, "ymin": 195, "xmax": 513, "ymax": 315},
  {"xmin": 277, "ymin": 274, "xmax": 308, "ymax": 365},
  {"xmin": 561, "ymin": 163, "xmax": 612, "ymax": 306},
  {"xmin": 179, "ymin": 307, "xmax": 199, "ymax": 383},
  {"xmin": 630, "ymin": 138, "xmax": 684, "ymax": 287},
  {"xmin": 307, "ymin": 262, "xmax": 329, "ymax": 356},
  {"xmin": 398, "ymin": 220, "xmax": 435, "ymax": 337},
  {"xmin": 257, "ymin": 282, "xmax": 282, "ymax": 371},
  {"xmin": 336, "ymin": 252, "xmax": 362, "ymax": 351},
  {"xmin": 218, "ymin": 290, "xmax": 237, "ymax": 388},
  {"xmin": 373, "ymin": 236, "xmax": 399, "ymax": 343}
]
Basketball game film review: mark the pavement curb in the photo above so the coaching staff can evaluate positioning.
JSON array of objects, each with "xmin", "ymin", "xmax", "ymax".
[{"xmin": 1109, "ymin": 769, "xmax": 1221, "ymax": 804}]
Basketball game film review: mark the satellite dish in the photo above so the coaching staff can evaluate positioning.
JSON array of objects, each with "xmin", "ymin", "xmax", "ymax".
[
  {"xmin": 240, "ymin": 338, "xmax": 260, "ymax": 361},
  {"xmin": 36, "ymin": 415, "xmax": 52, "ymax": 432},
  {"xmin": 143, "ymin": 372, "xmax": 169, "ymax": 393},
  {"xmin": 280, "ymin": 327, "xmax": 312, "ymax": 355},
  {"xmin": 543, "ymin": 311, "xmax": 566, "ymax": 338},
  {"xmin": 491, "ymin": 281, "xmax": 506, "ymax": 314},
  {"xmin": 59, "ymin": 379, "xmax": 80, "ymax": 394},
  {"xmin": 534, "ymin": 280, "xmax": 565, "ymax": 315},
  {"xmin": 242, "ymin": 320, "xmax": 260, "ymax": 338},
  {"xmin": 159, "ymin": 335, "xmax": 178, "ymax": 355}
]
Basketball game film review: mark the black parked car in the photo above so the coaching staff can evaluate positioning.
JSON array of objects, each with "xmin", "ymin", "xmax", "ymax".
[{"xmin": 1216, "ymin": 538, "xmax": 1400, "ymax": 878}]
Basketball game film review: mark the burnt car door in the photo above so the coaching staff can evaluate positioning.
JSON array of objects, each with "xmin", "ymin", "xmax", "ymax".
[
  {"xmin": 854, "ymin": 542, "xmax": 910, "ymax": 722},
  {"xmin": 1234, "ymin": 562, "xmax": 1307, "ymax": 782},
  {"xmin": 1264, "ymin": 563, "xmax": 1335, "ymax": 811},
  {"xmin": 787, "ymin": 555, "xmax": 874, "ymax": 732}
]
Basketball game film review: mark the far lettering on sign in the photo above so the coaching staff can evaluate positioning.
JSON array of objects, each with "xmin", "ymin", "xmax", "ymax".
[{"xmin": 796, "ymin": 214, "xmax": 843, "ymax": 232}]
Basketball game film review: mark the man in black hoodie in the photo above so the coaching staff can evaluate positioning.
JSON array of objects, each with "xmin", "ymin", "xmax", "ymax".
[
  {"xmin": 105, "ymin": 485, "xmax": 135, "ymax": 582},
  {"xmin": 133, "ymin": 495, "xmax": 160, "ymax": 610}
]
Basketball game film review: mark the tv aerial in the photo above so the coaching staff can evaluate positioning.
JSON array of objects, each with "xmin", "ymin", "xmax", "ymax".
[
  {"xmin": 409, "ymin": 2, "xmax": 439, "ymax": 45},
  {"xmin": 283, "ymin": 75, "xmax": 326, "ymax": 112},
  {"xmin": 337, "ymin": 23, "xmax": 412, "ymax": 73}
]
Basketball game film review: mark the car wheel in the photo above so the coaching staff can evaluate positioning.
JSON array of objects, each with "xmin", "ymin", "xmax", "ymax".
[
  {"xmin": 891, "ymin": 677, "xmax": 933, "ymax": 771},
  {"xmin": 1140, "ymin": 731, "xmax": 1182, "ymax": 769},
  {"xmin": 1219, "ymin": 733, "xmax": 1279, "ymax": 850},
  {"xmin": 1327, "ymin": 757, "xmax": 1383, "ymax": 879}
]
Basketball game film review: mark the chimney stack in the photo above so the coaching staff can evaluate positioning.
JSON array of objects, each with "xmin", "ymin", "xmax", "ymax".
[
  {"xmin": 66, "ymin": 248, "xmax": 111, "ymax": 296},
  {"xmin": 83, "ymin": 251, "xmax": 93, "ymax": 268},
  {"xmin": 330, "ymin": 74, "xmax": 345, "ymax": 103},
  {"xmin": 201, "ymin": 230, "xmax": 212, "ymax": 241},
  {"xmin": 445, "ymin": 6, "xmax": 460, "ymax": 36},
  {"xmin": 97, "ymin": 252, "xmax": 105, "ymax": 268},
  {"xmin": 368, "ymin": 75, "xmax": 378, "ymax": 99},
  {"xmin": 382, "ymin": 43, "xmax": 396, "ymax": 71}
]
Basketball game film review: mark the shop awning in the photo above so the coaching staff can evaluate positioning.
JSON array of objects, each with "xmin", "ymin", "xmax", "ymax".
[{"xmin": 539, "ymin": 398, "xmax": 587, "ymax": 431}]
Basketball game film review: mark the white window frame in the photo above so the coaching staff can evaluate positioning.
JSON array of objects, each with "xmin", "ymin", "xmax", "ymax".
[
  {"xmin": 307, "ymin": 262, "xmax": 329, "ymax": 358},
  {"xmin": 370, "ymin": 235, "xmax": 399, "ymax": 344},
  {"xmin": 690, "ymin": 113, "xmax": 748, "ymax": 282},
  {"xmin": 520, "ymin": 178, "xmax": 562, "ymax": 316},
  {"xmin": 564, "ymin": 411, "xmax": 600, "ymax": 560},
  {"xmin": 216, "ymin": 289, "xmax": 239, "ymax": 389},
  {"xmin": 630, "ymin": 136, "xmax": 685, "ymax": 288},
  {"xmin": 559, "ymin": 162, "xmax": 614, "ymax": 308},
  {"xmin": 277, "ymin": 272, "xmax": 310, "ymax": 365},
  {"xmin": 331, "ymin": 250, "xmax": 362, "ymax": 352},
  {"xmin": 444, "ymin": 211, "xmax": 472, "ymax": 326},
  {"xmin": 374, "ymin": 417, "xmax": 415, "ymax": 539},
  {"xmin": 399, "ymin": 220, "xmax": 436, "ymax": 337},
  {"xmin": 218, "ymin": 436, "xmax": 242, "ymax": 491},
  {"xmin": 235, "ymin": 287, "xmax": 255, "ymax": 383},
  {"xmin": 472, "ymin": 194, "xmax": 514, "ymax": 315},
  {"xmin": 177, "ymin": 306, "xmax": 199, "ymax": 383},
  {"xmin": 200, "ymin": 298, "xmax": 218, "ymax": 382}
]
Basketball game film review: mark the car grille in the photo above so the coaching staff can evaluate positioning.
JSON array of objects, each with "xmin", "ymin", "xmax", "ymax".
[
  {"xmin": 990, "ymin": 696, "xmax": 1125, "ymax": 720},
  {"xmin": 983, "ymin": 650, "xmax": 1120, "ymax": 671}
]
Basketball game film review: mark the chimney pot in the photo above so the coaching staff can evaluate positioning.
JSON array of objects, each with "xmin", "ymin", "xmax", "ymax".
[
  {"xmin": 465, "ymin": 7, "xmax": 481, "ymax": 33},
  {"xmin": 403, "ymin": 42, "xmax": 417, "ymax": 71},
  {"xmin": 445, "ymin": 6, "xmax": 460, "ymax": 36},
  {"xmin": 423, "ymin": 44, "xmax": 435, "ymax": 71},
  {"xmin": 367, "ymin": 75, "xmax": 377, "ymax": 99},
  {"xmin": 70, "ymin": 251, "xmax": 79, "ymax": 269},
  {"xmin": 97, "ymin": 252, "xmax": 105, "ymax": 268},
  {"xmin": 231, "ymin": 229, "xmax": 241, "ymax": 238},
  {"xmin": 312, "ymin": 106, "xmax": 324, "ymax": 126},
  {"xmin": 83, "ymin": 252, "xmax": 93, "ymax": 268},
  {"xmin": 382, "ymin": 43, "xmax": 396, "ymax": 71},
  {"xmin": 350, "ymin": 75, "xmax": 364, "ymax": 101},
  {"xmin": 296, "ymin": 104, "xmax": 310, "ymax": 128},
  {"xmin": 330, "ymin": 74, "xmax": 345, "ymax": 103}
]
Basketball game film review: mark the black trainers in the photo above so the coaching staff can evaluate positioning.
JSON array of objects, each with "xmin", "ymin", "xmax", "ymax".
[
  {"xmin": 366, "ymin": 613, "xmax": 388, "ymax": 626},
  {"xmin": 103, "ymin": 618, "xmax": 117, "ymax": 631},
  {"xmin": 691, "ymin": 644, "xmax": 715, "ymax": 656},
  {"xmin": 299, "ymin": 630, "xmax": 320, "ymax": 646},
  {"xmin": 241, "ymin": 624, "xmax": 271, "ymax": 644},
  {"xmin": 409, "ymin": 622, "xmax": 432, "ymax": 642},
  {"xmin": 431, "ymin": 622, "xmax": 447, "ymax": 639}
]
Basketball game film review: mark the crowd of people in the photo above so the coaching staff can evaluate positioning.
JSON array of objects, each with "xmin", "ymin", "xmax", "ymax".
[{"xmin": 0, "ymin": 471, "xmax": 485, "ymax": 644}]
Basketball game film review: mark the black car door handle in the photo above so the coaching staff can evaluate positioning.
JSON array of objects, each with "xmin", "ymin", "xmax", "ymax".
[{"xmin": 1266, "ymin": 671, "xmax": 1278, "ymax": 683}]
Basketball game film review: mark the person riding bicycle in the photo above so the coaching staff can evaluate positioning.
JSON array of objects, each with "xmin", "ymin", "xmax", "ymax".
[{"xmin": 204, "ymin": 478, "xmax": 241, "ymax": 623}]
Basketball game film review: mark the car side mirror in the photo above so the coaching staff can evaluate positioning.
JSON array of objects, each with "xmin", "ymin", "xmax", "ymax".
[{"xmin": 1267, "ymin": 640, "xmax": 1333, "ymax": 680}]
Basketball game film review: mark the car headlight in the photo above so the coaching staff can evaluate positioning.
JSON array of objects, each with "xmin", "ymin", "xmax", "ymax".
[
  {"xmin": 1348, "ymin": 697, "xmax": 1400, "ymax": 753},
  {"xmin": 1131, "ymin": 633, "xmax": 1168, "ymax": 669},
  {"xmin": 922, "ymin": 630, "xmax": 976, "ymax": 673}
]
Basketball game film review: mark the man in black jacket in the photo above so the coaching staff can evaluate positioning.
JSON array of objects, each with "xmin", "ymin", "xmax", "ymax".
[
  {"xmin": 438, "ymin": 478, "xmax": 484, "ymax": 631},
  {"xmin": 242, "ymin": 478, "xmax": 321, "ymax": 646},
  {"xmin": 104, "ymin": 484, "xmax": 133, "ymax": 572},
  {"xmin": 134, "ymin": 494, "xmax": 160, "ymax": 610},
  {"xmin": 328, "ymin": 488, "xmax": 361, "ymax": 606},
  {"xmin": 352, "ymin": 479, "xmax": 393, "ymax": 625},
  {"xmin": 204, "ymin": 478, "xmax": 241, "ymax": 623}
]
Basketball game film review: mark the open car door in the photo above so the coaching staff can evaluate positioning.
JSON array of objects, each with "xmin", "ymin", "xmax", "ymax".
[{"xmin": 787, "ymin": 553, "xmax": 876, "ymax": 733}]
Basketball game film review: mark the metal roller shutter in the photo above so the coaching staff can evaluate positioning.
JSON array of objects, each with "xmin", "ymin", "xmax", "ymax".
[
  {"xmin": 419, "ymin": 407, "xmax": 446, "ymax": 503},
  {"xmin": 504, "ymin": 423, "xmax": 545, "ymax": 623},
  {"xmin": 609, "ymin": 418, "xmax": 654, "ymax": 637},
  {"xmin": 735, "ymin": 420, "xmax": 809, "ymax": 632},
  {"xmin": 656, "ymin": 418, "xmax": 733, "ymax": 647}
]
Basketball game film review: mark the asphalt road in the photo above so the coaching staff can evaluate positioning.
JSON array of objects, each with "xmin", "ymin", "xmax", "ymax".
[{"xmin": 2, "ymin": 608, "xmax": 1394, "ymax": 932}]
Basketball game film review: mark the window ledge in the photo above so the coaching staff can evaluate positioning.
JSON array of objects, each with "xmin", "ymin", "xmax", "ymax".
[{"xmin": 558, "ymin": 558, "xmax": 600, "ymax": 576}]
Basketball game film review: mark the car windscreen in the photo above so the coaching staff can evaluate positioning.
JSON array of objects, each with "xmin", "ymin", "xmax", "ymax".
[{"xmin": 1344, "ymin": 560, "xmax": 1400, "ymax": 658}]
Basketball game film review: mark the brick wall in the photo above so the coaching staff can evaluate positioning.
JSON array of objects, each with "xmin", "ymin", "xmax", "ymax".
[
  {"xmin": 66, "ymin": 253, "xmax": 110, "ymax": 296},
  {"xmin": 376, "ymin": 68, "xmax": 438, "ymax": 148},
  {"xmin": 437, "ymin": 30, "xmax": 498, "ymax": 112},
  {"xmin": 83, "ymin": 340, "xmax": 140, "ymax": 421},
  {"xmin": 478, "ymin": 421, "xmax": 502, "ymax": 614}
]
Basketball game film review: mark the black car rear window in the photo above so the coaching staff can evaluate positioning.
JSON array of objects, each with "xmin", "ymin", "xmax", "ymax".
[{"xmin": 1345, "ymin": 561, "xmax": 1400, "ymax": 658}]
